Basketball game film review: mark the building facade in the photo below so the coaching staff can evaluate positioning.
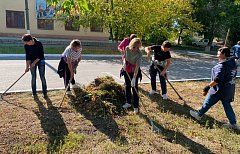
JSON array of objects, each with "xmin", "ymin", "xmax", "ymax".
[{"xmin": 0, "ymin": 0, "xmax": 109, "ymax": 41}]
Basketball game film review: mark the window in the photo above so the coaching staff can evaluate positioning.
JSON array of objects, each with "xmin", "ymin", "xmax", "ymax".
[
  {"xmin": 6, "ymin": 10, "xmax": 25, "ymax": 28},
  {"xmin": 37, "ymin": 19, "xmax": 54, "ymax": 30},
  {"xmin": 90, "ymin": 23, "xmax": 103, "ymax": 32},
  {"xmin": 65, "ymin": 19, "xmax": 80, "ymax": 31}
]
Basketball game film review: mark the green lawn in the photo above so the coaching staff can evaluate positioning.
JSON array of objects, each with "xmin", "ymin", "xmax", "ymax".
[
  {"xmin": 0, "ymin": 77, "xmax": 239, "ymax": 153},
  {"xmin": 0, "ymin": 45, "xmax": 119, "ymax": 55}
]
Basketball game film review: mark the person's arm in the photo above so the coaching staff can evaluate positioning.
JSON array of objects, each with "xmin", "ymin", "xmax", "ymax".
[
  {"xmin": 118, "ymin": 39, "xmax": 127, "ymax": 53},
  {"xmin": 25, "ymin": 60, "xmax": 31, "ymax": 72},
  {"xmin": 145, "ymin": 46, "xmax": 152, "ymax": 61},
  {"xmin": 30, "ymin": 41, "xmax": 44, "ymax": 68},
  {"xmin": 160, "ymin": 58, "xmax": 171, "ymax": 76},
  {"xmin": 67, "ymin": 57, "xmax": 74, "ymax": 81},
  {"xmin": 203, "ymin": 64, "xmax": 224, "ymax": 96}
]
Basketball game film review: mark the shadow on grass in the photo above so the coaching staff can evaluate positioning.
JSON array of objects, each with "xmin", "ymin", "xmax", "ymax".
[
  {"xmin": 68, "ymin": 95, "xmax": 128, "ymax": 145},
  {"xmin": 139, "ymin": 87, "xmax": 224, "ymax": 129},
  {"xmin": 139, "ymin": 113, "xmax": 213, "ymax": 154},
  {"xmin": 33, "ymin": 95, "xmax": 68, "ymax": 153}
]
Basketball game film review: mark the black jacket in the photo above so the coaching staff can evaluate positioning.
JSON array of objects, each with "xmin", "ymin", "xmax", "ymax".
[{"xmin": 24, "ymin": 38, "xmax": 45, "ymax": 62}]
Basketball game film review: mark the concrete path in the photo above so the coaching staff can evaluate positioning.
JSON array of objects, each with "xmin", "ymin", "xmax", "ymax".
[{"xmin": 0, "ymin": 51, "xmax": 239, "ymax": 93}]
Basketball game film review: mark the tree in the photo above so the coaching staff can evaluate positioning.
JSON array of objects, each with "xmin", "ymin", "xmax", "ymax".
[
  {"xmin": 47, "ymin": 0, "xmax": 202, "ymax": 43},
  {"xmin": 191, "ymin": 0, "xmax": 239, "ymax": 47}
]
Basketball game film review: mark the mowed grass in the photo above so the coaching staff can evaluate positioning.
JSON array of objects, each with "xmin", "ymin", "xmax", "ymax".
[
  {"xmin": 0, "ymin": 45, "xmax": 119, "ymax": 55},
  {"xmin": 0, "ymin": 80, "xmax": 240, "ymax": 153}
]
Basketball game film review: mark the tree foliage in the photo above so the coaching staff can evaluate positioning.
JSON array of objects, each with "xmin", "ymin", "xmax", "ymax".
[
  {"xmin": 191, "ymin": 0, "xmax": 240, "ymax": 46},
  {"xmin": 47, "ymin": 0, "xmax": 202, "ymax": 43}
]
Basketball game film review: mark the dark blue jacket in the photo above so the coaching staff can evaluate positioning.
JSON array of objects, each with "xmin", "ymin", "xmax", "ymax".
[{"xmin": 210, "ymin": 57, "xmax": 237, "ymax": 102}]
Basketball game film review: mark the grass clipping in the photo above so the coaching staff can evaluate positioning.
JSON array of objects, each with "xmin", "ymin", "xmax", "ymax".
[{"xmin": 72, "ymin": 76, "xmax": 126, "ymax": 116}]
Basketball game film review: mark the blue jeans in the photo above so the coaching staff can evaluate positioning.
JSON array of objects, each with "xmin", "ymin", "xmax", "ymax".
[
  {"xmin": 198, "ymin": 91, "xmax": 236, "ymax": 125},
  {"xmin": 30, "ymin": 60, "xmax": 47, "ymax": 95},
  {"xmin": 149, "ymin": 64, "xmax": 167, "ymax": 95}
]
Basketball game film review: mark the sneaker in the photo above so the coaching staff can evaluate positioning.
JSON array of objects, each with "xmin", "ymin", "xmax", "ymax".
[
  {"xmin": 122, "ymin": 103, "xmax": 131, "ymax": 109},
  {"xmin": 190, "ymin": 110, "xmax": 202, "ymax": 121},
  {"xmin": 72, "ymin": 84, "xmax": 79, "ymax": 89},
  {"xmin": 66, "ymin": 91, "xmax": 73, "ymax": 96},
  {"xmin": 162, "ymin": 94, "xmax": 168, "ymax": 100},
  {"xmin": 223, "ymin": 123, "xmax": 240, "ymax": 130},
  {"xmin": 134, "ymin": 108, "xmax": 139, "ymax": 114},
  {"xmin": 149, "ymin": 90, "xmax": 158, "ymax": 95},
  {"xmin": 32, "ymin": 94, "xmax": 37, "ymax": 97}
]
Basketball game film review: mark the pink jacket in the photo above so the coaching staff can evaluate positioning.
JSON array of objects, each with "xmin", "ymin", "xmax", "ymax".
[{"xmin": 118, "ymin": 38, "xmax": 130, "ymax": 53}]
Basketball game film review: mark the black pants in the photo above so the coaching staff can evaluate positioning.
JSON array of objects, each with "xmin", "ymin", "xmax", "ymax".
[
  {"xmin": 123, "ymin": 71, "xmax": 140, "ymax": 108},
  {"xmin": 149, "ymin": 64, "xmax": 167, "ymax": 95},
  {"xmin": 63, "ymin": 61, "xmax": 75, "ymax": 91}
]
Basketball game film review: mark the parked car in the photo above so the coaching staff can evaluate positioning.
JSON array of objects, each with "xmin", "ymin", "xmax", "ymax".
[{"xmin": 192, "ymin": 39, "xmax": 216, "ymax": 47}]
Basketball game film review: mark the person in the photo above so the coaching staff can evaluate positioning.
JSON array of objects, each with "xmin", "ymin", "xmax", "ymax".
[
  {"xmin": 190, "ymin": 47, "xmax": 239, "ymax": 130},
  {"xmin": 145, "ymin": 41, "xmax": 172, "ymax": 100},
  {"xmin": 118, "ymin": 34, "xmax": 137, "ymax": 59},
  {"xmin": 231, "ymin": 41, "xmax": 240, "ymax": 65},
  {"xmin": 22, "ymin": 34, "xmax": 47, "ymax": 98},
  {"xmin": 57, "ymin": 39, "xmax": 82, "ymax": 95},
  {"xmin": 122, "ymin": 38, "xmax": 142, "ymax": 114}
]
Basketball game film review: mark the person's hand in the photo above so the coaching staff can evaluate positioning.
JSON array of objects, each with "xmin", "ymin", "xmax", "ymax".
[
  {"xmin": 25, "ymin": 67, "xmax": 30, "ymax": 73},
  {"xmin": 131, "ymin": 78, "xmax": 136, "ymax": 87},
  {"xmin": 203, "ymin": 85, "xmax": 210, "ymax": 96},
  {"xmin": 154, "ymin": 60, "xmax": 160, "ymax": 65}
]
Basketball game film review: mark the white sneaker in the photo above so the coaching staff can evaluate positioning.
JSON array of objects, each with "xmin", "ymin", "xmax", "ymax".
[
  {"xmin": 134, "ymin": 108, "xmax": 139, "ymax": 114},
  {"xmin": 72, "ymin": 84, "xmax": 79, "ymax": 89},
  {"xmin": 149, "ymin": 90, "xmax": 158, "ymax": 95},
  {"xmin": 223, "ymin": 123, "xmax": 240, "ymax": 130},
  {"xmin": 190, "ymin": 110, "xmax": 202, "ymax": 121},
  {"xmin": 162, "ymin": 94, "xmax": 168, "ymax": 100},
  {"xmin": 122, "ymin": 103, "xmax": 131, "ymax": 109},
  {"xmin": 66, "ymin": 91, "xmax": 73, "ymax": 95}
]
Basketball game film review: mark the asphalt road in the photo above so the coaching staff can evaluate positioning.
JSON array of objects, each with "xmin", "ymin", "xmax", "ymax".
[{"xmin": 0, "ymin": 51, "xmax": 239, "ymax": 93}]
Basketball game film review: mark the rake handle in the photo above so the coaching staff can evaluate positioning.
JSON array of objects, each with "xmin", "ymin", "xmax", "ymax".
[{"xmin": 1, "ymin": 72, "xmax": 27, "ymax": 97}]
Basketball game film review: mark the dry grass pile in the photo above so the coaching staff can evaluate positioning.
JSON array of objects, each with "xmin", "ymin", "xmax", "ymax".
[{"xmin": 72, "ymin": 76, "xmax": 126, "ymax": 116}]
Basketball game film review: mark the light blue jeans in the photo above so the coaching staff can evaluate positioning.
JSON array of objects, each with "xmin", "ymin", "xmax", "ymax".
[
  {"xmin": 198, "ymin": 91, "xmax": 236, "ymax": 125},
  {"xmin": 30, "ymin": 60, "xmax": 47, "ymax": 95}
]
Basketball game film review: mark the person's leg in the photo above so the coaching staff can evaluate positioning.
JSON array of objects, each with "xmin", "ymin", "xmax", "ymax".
[
  {"xmin": 63, "ymin": 63, "xmax": 71, "ymax": 91},
  {"xmin": 222, "ymin": 100, "xmax": 237, "ymax": 125},
  {"xmin": 30, "ymin": 65, "xmax": 37, "ymax": 95},
  {"xmin": 132, "ymin": 74, "xmax": 139, "ymax": 109},
  {"xmin": 159, "ymin": 74, "xmax": 167, "ymax": 95},
  {"xmin": 198, "ymin": 93, "xmax": 221, "ymax": 116},
  {"xmin": 123, "ymin": 72, "xmax": 132, "ymax": 105},
  {"xmin": 38, "ymin": 61, "xmax": 47, "ymax": 95},
  {"xmin": 149, "ymin": 65, "xmax": 157, "ymax": 91}
]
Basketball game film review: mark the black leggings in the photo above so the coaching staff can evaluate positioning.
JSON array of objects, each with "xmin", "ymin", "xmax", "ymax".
[{"xmin": 123, "ymin": 71, "xmax": 140, "ymax": 108}]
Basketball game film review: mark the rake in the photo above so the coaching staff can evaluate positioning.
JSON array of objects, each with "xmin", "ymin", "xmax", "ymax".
[
  {"xmin": 0, "ymin": 72, "xmax": 27, "ymax": 102},
  {"xmin": 150, "ymin": 60, "xmax": 186, "ymax": 104},
  {"xmin": 125, "ymin": 70, "xmax": 161, "ymax": 133},
  {"xmin": 58, "ymin": 82, "xmax": 71, "ymax": 108}
]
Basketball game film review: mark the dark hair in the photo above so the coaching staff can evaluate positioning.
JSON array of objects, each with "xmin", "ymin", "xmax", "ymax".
[
  {"xmin": 218, "ymin": 47, "xmax": 230, "ymax": 57},
  {"xmin": 22, "ymin": 34, "xmax": 33, "ymax": 42},
  {"xmin": 162, "ymin": 41, "xmax": 172, "ymax": 48},
  {"xmin": 70, "ymin": 39, "xmax": 82, "ymax": 47},
  {"xmin": 130, "ymin": 34, "xmax": 137, "ymax": 40}
]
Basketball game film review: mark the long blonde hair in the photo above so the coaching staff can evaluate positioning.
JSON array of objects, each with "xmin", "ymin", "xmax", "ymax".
[{"xmin": 128, "ymin": 38, "xmax": 141, "ymax": 50}]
